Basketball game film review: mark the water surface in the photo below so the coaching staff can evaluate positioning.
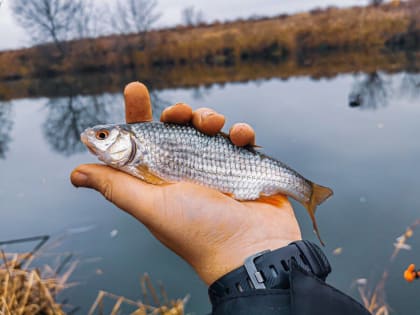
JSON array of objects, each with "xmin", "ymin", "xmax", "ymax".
[{"xmin": 1, "ymin": 71, "xmax": 419, "ymax": 314}]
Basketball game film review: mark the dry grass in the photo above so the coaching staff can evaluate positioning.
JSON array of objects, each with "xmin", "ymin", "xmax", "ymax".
[
  {"xmin": 88, "ymin": 274, "xmax": 188, "ymax": 315},
  {"xmin": 0, "ymin": 236, "xmax": 187, "ymax": 315},
  {"xmin": 0, "ymin": 236, "xmax": 76, "ymax": 314},
  {"xmin": 355, "ymin": 219, "xmax": 420, "ymax": 315},
  {"xmin": 0, "ymin": 1, "xmax": 418, "ymax": 83}
]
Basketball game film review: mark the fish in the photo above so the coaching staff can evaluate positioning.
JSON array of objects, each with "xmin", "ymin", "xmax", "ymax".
[{"xmin": 81, "ymin": 121, "xmax": 333, "ymax": 244}]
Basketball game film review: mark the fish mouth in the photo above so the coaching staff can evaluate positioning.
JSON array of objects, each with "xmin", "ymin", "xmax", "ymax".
[{"xmin": 81, "ymin": 129, "xmax": 98, "ymax": 155}]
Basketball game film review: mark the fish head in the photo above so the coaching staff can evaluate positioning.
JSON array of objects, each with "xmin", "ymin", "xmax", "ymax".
[{"xmin": 81, "ymin": 124, "xmax": 135, "ymax": 167}]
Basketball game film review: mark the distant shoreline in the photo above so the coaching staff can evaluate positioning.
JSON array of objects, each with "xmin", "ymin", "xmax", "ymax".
[
  {"xmin": 0, "ymin": 1, "xmax": 419, "ymax": 99},
  {"xmin": 1, "ymin": 49, "xmax": 418, "ymax": 101}
]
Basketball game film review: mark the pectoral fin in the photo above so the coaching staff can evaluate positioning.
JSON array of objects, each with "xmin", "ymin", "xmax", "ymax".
[
  {"xmin": 223, "ymin": 192, "xmax": 235, "ymax": 198},
  {"xmin": 136, "ymin": 165, "xmax": 170, "ymax": 185}
]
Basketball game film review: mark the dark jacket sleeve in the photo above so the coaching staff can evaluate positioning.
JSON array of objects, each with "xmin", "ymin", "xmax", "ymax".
[{"xmin": 211, "ymin": 262, "xmax": 372, "ymax": 315}]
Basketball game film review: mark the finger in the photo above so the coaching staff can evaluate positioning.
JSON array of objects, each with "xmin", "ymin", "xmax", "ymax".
[
  {"xmin": 192, "ymin": 108, "xmax": 225, "ymax": 136},
  {"xmin": 124, "ymin": 81, "xmax": 153, "ymax": 123},
  {"xmin": 229, "ymin": 123, "xmax": 255, "ymax": 147},
  {"xmin": 160, "ymin": 103, "xmax": 193, "ymax": 124},
  {"xmin": 70, "ymin": 164, "xmax": 161, "ymax": 226}
]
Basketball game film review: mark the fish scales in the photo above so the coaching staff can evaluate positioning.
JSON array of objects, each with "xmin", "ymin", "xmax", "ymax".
[
  {"xmin": 128, "ymin": 122, "xmax": 311, "ymax": 201},
  {"xmin": 81, "ymin": 121, "xmax": 333, "ymax": 244}
]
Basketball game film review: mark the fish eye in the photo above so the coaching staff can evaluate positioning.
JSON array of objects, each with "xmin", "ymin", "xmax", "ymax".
[{"xmin": 95, "ymin": 129, "xmax": 109, "ymax": 140}]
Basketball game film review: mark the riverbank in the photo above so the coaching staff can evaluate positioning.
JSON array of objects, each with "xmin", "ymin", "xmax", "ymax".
[
  {"xmin": 0, "ymin": 1, "xmax": 419, "ymax": 91},
  {"xmin": 0, "ymin": 48, "xmax": 418, "ymax": 101}
]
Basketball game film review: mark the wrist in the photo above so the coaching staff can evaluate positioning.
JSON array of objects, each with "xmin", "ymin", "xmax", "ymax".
[
  {"xmin": 208, "ymin": 240, "xmax": 331, "ymax": 304},
  {"xmin": 195, "ymin": 238, "xmax": 301, "ymax": 285}
]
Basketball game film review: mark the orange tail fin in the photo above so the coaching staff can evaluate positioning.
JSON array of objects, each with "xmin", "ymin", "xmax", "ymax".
[{"xmin": 303, "ymin": 183, "xmax": 333, "ymax": 246}]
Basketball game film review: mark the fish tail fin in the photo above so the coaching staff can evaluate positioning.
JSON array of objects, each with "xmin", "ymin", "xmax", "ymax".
[{"xmin": 303, "ymin": 183, "xmax": 334, "ymax": 246}]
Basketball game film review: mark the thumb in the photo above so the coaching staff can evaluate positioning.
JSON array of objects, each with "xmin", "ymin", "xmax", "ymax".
[{"xmin": 70, "ymin": 164, "xmax": 161, "ymax": 225}]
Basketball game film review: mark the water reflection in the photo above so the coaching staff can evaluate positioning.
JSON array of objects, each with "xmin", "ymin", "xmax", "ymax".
[
  {"xmin": 42, "ymin": 88, "xmax": 170, "ymax": 155},
  {"xmin": 2, "ymin": 50, "xmax": 419, "ymax": 102},
  {"xmin": 349, "ymin": 72, "xmax": 390, "ymax": 110},
  {"xmin": 191, "ymin": 85, "xmax": 213, "ymax": 100},
  {"xmin": 400, "ymin": 73, "xmax": 420, "ymax": 99},
  {"xmin": 0, "ymin": 102, "xmax": 13, "ymax": 159},
  {"xmin": 43, "ymin": 94, "xmax": 120, "ymax": 155},
  {"xmin": 149, "ymin": 90, "xmax": 170, "ymax": 120}
]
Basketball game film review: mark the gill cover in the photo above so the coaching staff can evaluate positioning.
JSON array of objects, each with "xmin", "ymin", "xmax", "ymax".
[{"xmin": 81, "ymin": 125, "xmax": 135, "ymax": 166}]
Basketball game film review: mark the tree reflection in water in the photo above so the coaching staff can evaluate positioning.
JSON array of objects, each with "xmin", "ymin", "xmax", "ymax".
[
  {"xmin": 43, "ymin": 94, "xmax": 121, "ymax": 155},
  {"xmin": 191, "ymin": 85, "xmax": 212, "ymax": 100},
  {"xmin": 0, "ymin": 102, "xmax": 13, "ymax": 159},
  {"xmin": 349, "ymin": 72, "xmax": 390, "ymax": 110},
  {"xmin": 149, "ymin": 90, "xmax": 170, "ymax": 120},
  {"xmin": 43, "ymin": 89, "xmax": 170, "ymax": 156},
  {"xmin": 400, "ymin": 73, "xmax": 420, "ymax": 99}
]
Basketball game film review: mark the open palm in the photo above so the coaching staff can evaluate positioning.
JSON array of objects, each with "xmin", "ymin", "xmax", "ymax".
[{"xmin": 71, "ymin": 82, "xmax": 301, "ymax": 284}]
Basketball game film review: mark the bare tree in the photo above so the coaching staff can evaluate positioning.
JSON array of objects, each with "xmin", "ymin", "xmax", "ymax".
[
  {"xmin": 113, "ymin": 0, "xmax": 161, "ymax": 34},
  {"xmin": 10, "ymin": 0, "xmax": 83, "ymax": 54},
  {"xmin": 181, "ymin": 6, "xmax": 204, "ymax": 26},
  {"xmin": 73, "ymin": 0, "xmax": 105, "ymax": 39}
]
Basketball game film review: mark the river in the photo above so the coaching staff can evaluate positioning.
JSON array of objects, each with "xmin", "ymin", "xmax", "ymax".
[{"xmin": 0, "ymin": 66, "xmax": 419, "ymax": 314}]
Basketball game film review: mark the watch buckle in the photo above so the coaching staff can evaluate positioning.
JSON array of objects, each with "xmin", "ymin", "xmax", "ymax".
[{"xmin": 244, "ymin": 249, "xmax": 270, "ymax": 289}]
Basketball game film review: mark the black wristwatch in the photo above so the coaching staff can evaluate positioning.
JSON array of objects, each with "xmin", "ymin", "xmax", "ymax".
[{"xmin": 208, "ymin": 240, "xmax": 331, "ymax": 305}]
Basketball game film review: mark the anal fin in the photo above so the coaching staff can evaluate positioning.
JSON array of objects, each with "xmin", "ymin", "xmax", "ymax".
[{"xmin": 256, "ymin": 194, "xmax": 288, "ymax": 208}]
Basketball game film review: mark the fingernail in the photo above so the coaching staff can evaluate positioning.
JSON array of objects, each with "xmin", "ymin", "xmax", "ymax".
[
  {"xmin": 201, "ymin": 111, "xmax": 215, "ymax": 119},
  {"xmin": 71, "ymin": 171, "xmax": 89, "ymax": 187}
]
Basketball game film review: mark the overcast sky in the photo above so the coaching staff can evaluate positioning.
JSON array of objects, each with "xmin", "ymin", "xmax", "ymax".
[{"xmin": 0, "ymin": 0, "xmax": 368, "ymax": 51}]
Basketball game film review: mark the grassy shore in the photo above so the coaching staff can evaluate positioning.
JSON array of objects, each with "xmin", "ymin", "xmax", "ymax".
[
  {"xmin": 0, "ymin": 1, "xmax": 419, "ymax": 97},
  {"xmin": 0, "ymin": 49, "xmax": 418, "ymax": 101}
]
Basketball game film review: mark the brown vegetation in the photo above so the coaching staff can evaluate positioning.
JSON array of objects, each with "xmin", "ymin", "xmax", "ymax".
[
  {"xmin": 0, "ymin": 237, "xmax": 76, "ymax": 314},
  {"xmin": 0, "ymin": 1, "xmax": 419, "ymax": 86},
  {"xmin": 0, "ymin": 49, "xmax": 418, "ymax": 101},
  {"xmin": 88, "ymin": 274, "xmax": 187, "ymax": 315},
  {"xmin": 0, "ymin": 237, "xmax": 187, "ymax": 315},
  {"xmin": 355, "ymin": 219, "xmax": 420, "ymax": 315}
]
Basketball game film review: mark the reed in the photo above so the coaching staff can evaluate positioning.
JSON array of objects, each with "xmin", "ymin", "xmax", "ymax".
[
  {"xmin": 88, "ymin": 274, "xmax": 188, "ymax": 315},
  {"xmin": 0, "ymin": 236, "xmax": 187, "ymax": 315},
  {"xmin": 0, "ymin": 249, "xmax": 75, "ymax": 314},
  {"xmin": 355, "ymin": 219, "xmax": 420, "ymax": 315}
]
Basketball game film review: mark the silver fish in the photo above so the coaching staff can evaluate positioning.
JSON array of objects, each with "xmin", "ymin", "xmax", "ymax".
[{"xmin": 81, "ymin": 122, "xmax": 333, "ymax": 244}]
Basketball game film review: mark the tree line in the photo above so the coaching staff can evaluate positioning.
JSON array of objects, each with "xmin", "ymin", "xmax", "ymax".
[
  {"xmin": 10, "ymin": 0, "xmax": 204, "ymax": 55},
  {"xmin": 10, "ymin": 0, "xmax": 390, "ymax": 56}
]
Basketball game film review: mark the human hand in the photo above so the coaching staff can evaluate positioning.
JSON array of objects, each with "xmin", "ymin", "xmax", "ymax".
[{"xmin": 71, "ymin": 82, "xmax": 301, "ymax": 285}]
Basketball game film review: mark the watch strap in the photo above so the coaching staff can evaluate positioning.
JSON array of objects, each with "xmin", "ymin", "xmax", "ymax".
[{"xmin": 208, "ymin": 240, "xmax": 331, "ymax": 305}]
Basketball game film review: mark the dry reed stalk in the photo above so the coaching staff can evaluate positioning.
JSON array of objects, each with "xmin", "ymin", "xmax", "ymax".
[
  {"xmin": 88, "ymin": 274, "xmax": 188, "ymax": 315},
  {"xmin": 355, "ymin": 219, "xmax": 420, "ymax": 315},
  {"xmin": 0, "ymin": 236, "xmax": 77, "ymax": 315},
  {"xmin": 1, "ymin": 236, "xmax": 188, "ymax": 314}
]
